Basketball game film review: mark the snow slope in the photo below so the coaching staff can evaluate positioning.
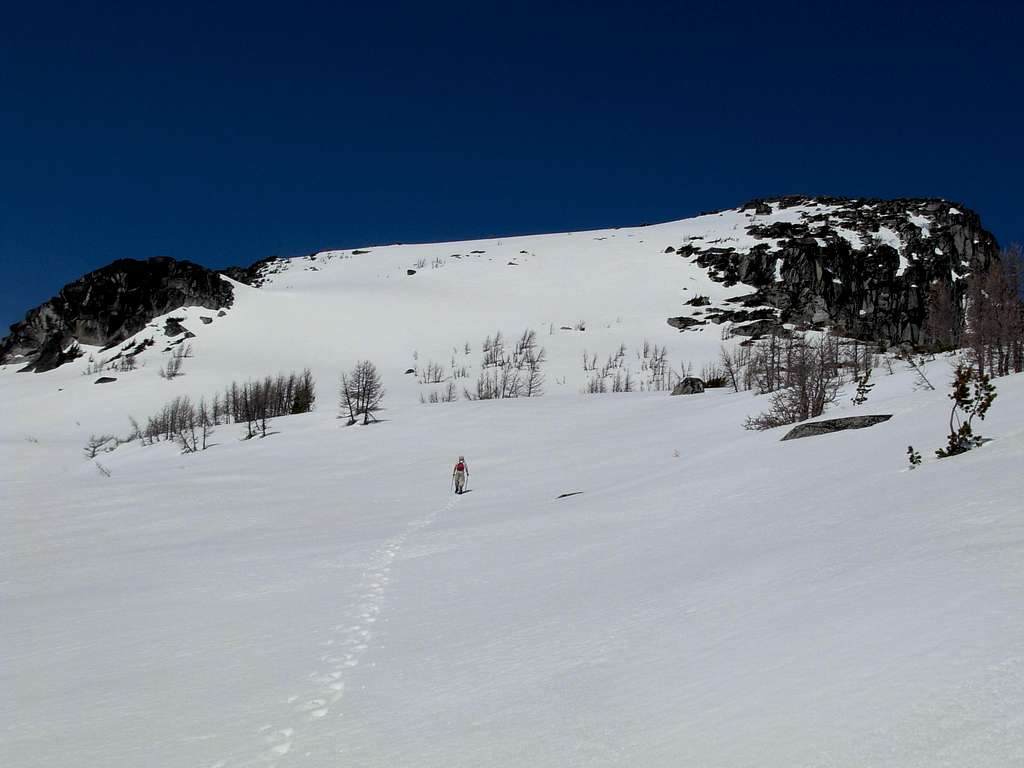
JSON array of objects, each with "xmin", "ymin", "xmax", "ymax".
[
  {"xmin": 3, "ymin": 214, "xmax": 1024, "ymax": 767},
  {"xmin": 0, "ymin": 208, "xmax": 803, "ymax": 445}
]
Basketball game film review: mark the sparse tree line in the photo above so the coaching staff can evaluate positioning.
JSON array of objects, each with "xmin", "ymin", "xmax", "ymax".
[
  {"xmin": 581, "ymin": 339, "xmax": 676, "ymax": 394},
  {"xmin": 85, "ymin": 368, "xmax": 317, "ymax": 457},
  {"xmin": 75, "ymin": 338, "xmax": 188, "ymax": 379},
  {"xmin": 716, "ymin": 331, "xmax": 878, "ymax": 430},
  {"xmin": 85, "ymin": 360, "xmax": 396, "ymax": 459},
  {"xmin": 142, "ymin": 369, "xmax": 316, "ymax": 447},
  {"xmin": 923, "ymin": 246, "xmax": 1024, "ymax": 377},
  {"xmin": 415, "ymin": 329, "xmax": 547, "ymax": 403}
]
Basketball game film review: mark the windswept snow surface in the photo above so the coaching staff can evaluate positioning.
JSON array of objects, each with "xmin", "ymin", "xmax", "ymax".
[
  {"xmin": 2, "ymin": 218, "xmax": 1023, "ymax": 766},
  {"xmin": 4, "ymin": 361, "xmax": 1024, "ymax": 767}
]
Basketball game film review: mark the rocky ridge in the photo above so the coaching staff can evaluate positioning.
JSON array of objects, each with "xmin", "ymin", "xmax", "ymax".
[
  {"xmin": 0, "ymin": 257, "xmax": 233, "ymax": 372},
  {"xmin": 668, "ymin": 196, "xmax": 999, "ymax": 345}
]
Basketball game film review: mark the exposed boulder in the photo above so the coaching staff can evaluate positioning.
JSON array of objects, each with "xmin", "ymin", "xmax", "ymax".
[
  {"xmin": 667, "ymin": 316, "xmax": 706, "ymax": 331},
  {"xmin": 163, "ymin": 317, "xmax": 188, "ymax": 337},
  {"xmin": 94, "ymin": 376, "xmax": 117, "ymax": 384},
  {"xmin": 0, "ymin": 257, "xmax": 233, "ymax": 372},
  {"xmin": 671, "ymin": 377, "xmax": 705, "ymax": 395},
  {"xmin": 781, "ymin": 414, "xmax": 893, "ymax": 441}
]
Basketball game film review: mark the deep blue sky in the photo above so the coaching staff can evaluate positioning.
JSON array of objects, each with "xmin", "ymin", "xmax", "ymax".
[{"xmin": 2, "ymin": 0, "xmax": 1021, "ymax": 330}]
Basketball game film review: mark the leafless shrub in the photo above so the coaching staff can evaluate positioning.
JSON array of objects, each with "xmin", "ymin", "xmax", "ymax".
[
  {"xmin": 719, "ymin": 345, "xmax": 753, "ymax": 392},
  {"xmin": 482, "ymin": 332, "xmax": 505, "ymax": 368},
  {"xmin": 83, "ymin": 434, "xmax": 117, "ymax": 459},
  {"xmin": 421, "ymin": 361, "xmax": 446, "ymax": 384},
  {"xmin": 464, "ymin": 329, "xmax": 546, "ymax": 399},
  {"xmin": 113, "ymin": 356, "xmax": 137, "ymax": 372},
  {"xmin": 159, "ymin": 353, "xmax": 184, "ymax": 379},
  {"xmin": 610, "ymin": 370, "xmax": 636, "ymax": 392},
  {"xmin": 82, "ymin": 355, "xmax": 106, "ymax": 376},
  {"xmin": 647, "ymin": 346, "xmax": 670, "ymax": 390},
  {"xmin": 700, "ymin": 361, "xmax": 728, "ymax": 388}
]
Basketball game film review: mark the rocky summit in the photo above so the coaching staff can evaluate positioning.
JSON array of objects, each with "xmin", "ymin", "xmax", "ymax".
[
  {"xmin": 672, "ymin": 196, "xmax": 999, "ymax": 345},
  {"xmin": 0, "ymin": 257, "xmax": 234, "ymax": 372}
]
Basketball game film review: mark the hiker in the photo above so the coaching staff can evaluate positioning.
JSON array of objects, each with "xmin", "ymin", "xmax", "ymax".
[{"xmin": 452, "ymin": 455, "xmax": 469, "ymax": 494}]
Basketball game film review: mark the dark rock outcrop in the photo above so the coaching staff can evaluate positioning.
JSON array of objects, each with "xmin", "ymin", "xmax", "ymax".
[
  {"xmin": 667, "ymin": 316, "xmax": 706, "ymax": 331},
  {"xmin": 1, "ymin": 257, "xmax": 233, "ymax": 372},
  {"xmin": 163, "ymin": 317, "xmax": 188, "ymax": 337},
  {"xmin": 781, "ymin": 414, "xmax": 893, "ymax": 441},
  {"xmin": 671, "ymin": 377, "xmax": 706, "ymax": 395},
  {"xmin": 674, "ymin": 196, "xmax": 1000, "ymax": 346},
  {"xmin": 220, "ymin": 255, "xmax": 287, "ymax": 287}
]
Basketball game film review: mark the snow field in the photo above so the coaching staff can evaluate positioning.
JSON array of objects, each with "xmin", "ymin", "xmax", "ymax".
[
  {"xmin": 3, "ymin": 209, "xmax": 1022, "ymax": 766},
  {"xmin": 4, "ymin": 360, "xmax": 1024, "ymax": 766}
]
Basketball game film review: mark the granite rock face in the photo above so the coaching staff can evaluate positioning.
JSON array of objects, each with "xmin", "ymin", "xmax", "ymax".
[
  {"xmin": 673, "ymin": 196, "xmax": 999, "ymax": 346},
  {"xmin": 1, "ymin": 257, "xmax": 233, "ymax": 372}
]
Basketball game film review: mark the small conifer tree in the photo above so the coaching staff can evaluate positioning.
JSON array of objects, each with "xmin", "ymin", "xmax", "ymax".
[
  {"xmin": 935, "ymin": 364, "xmax": 996, "ymax": 458},
  {"xmin": 851, "ymin": 368, "xmax": 874, "ymax": 405},
  {"xmin": 906, "ymin": 445, "xmax": 922, "ymax": 469}
]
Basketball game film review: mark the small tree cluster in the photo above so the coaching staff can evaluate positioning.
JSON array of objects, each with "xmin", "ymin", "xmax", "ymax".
[
  {"xmin": 420, "ymin": 382, "xmax": 458, "ymax": 404},
  {"xmin": 140, "ymin": 369, "xmax": 315, "ymax": 448},
  {"xmin": 935, "ymin": 364, "xmax": 996, "ymax": 458},
  {"xmin": 159, "ymin": 352, "xmax": 185, "ymax": 380},
  {"xmin": 467, "ymin": 329, "xmax": 546, "ymax": 400},
  {"xmin": 340, "ymin": 361, "xmax": 385, "ymax": 424},
  {"xmin": 964, "ymin": 247, "xmax": 1024, "ymax": 377},
  {"xmin": 219, "ymin": 370, "xmax": 316, "ymax": 438},
  {"xmin": 580, "ymin": 340, "xmax": 674, "ymax": 394},
  {"xmin": 143, "ymin": 395, "xmax": 215, "ymax": 451},
  {"xmin": 744, "ymin": 332, "xmax": 844, "ymax": 430},
  {"xmin": 421, "ymin": 360, "xmax": 446, "ymax": 384},
  {"xmin": 720, "ymin": 344, "xmax": 755, "ymax": 392},
  {"xmin": 921, "ymin": 247, "xmax": 1024, "ymax": 375}
]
